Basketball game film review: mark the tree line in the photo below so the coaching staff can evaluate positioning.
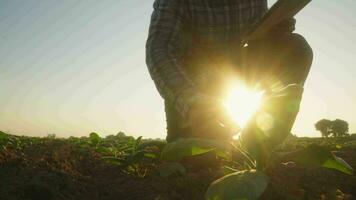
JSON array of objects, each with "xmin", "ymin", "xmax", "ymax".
[{"xmin": 315, "ymin": 119, "xmax": 349, "ymax": 137}]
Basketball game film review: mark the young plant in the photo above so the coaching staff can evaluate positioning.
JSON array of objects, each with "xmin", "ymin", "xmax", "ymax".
[
  {"xmin": 159, "ymin": 137, "xmax": 353, "ymax": 200},
  {"xmin": 102, "ymin": 136, "xmax": 160, "ymax": 177}
]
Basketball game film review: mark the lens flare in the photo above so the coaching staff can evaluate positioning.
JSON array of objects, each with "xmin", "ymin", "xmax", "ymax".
[{"xmin": 223, "ymin": 82, "xmax": 263, "ymax": 130}]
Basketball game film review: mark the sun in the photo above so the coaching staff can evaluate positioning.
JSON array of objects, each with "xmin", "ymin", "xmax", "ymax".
[{"xmin": 222, "ymin": 81, "xmax": 263, "ymax": 130}]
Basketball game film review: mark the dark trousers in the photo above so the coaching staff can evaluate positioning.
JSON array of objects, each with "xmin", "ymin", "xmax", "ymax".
[{"xmin": 165, "ymin": 33, "xmax": 313, "ymax": 142}]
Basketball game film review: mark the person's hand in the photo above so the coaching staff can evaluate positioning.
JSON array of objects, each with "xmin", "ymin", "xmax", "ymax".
[
  {"xmin": 241, "ymin": 17, "xmax": 296, "ymax": 44},
  {"xmin": 187, "ymin": 99, "xmax": 239, "ymax": 140},
  {"xmin": 269, "ymin": 17, "xmax": 296, "ymax": 36}
]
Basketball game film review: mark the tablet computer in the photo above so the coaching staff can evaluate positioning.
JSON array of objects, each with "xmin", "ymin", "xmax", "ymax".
[{"xmin": 243, "ymin": 0, "xmax": 312, "ymax": 43}]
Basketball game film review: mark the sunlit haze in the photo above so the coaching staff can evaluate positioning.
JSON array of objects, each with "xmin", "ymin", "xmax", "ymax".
[
  {"xmin": 0, "ymin": 0, "xmax": 355, "ymax": 138},
  {"xmin": 223, "ymin": 82, "xmax": 263, "ymax": 129}
]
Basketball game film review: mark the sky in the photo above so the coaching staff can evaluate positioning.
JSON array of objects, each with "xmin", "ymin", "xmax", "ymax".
[{"xmin": 0, "ymin": 0, "xmax": 355, "ymax": 139}]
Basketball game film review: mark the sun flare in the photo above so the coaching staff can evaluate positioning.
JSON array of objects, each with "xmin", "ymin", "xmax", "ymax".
[{"xmin": 223, "ymin": 82, "xmax": 263, "ymax": 129}]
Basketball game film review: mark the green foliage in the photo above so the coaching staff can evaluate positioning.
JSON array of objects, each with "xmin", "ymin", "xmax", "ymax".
[
  {"xmin": 331, "ymin": 119, "xmax": 349, "ymax": 137},
  {"xmin": 161, "ymin": 138, "xmax": 231, "ymax": 162},
  {"xmin": 102, "ymin": 136, "xmax": 145, "ymax": 166},
  {"xmin": 1, "ymin": 131, "xmax": 354, "ymax": 199},
  {"xmin": 0, "ymin": 131, "xmax": 8, "ymax": 141},
  {"xmin": 315, "ymin": 119, "xmax": 349, "ymax": 137},
  {"xmin": 159, "ymin": 138, "xmax": 268, "ymax": 199},
  {"xmin": 137, "ymin": 140, "xmax": 167, "ymax": 151},
  {"xmin": 133, "ymin": 136, "xmax": 142, "ymax": 154},
  {"xmin": 101, "ymin": 136, "xmax": 160, "ymax": 177},
  {"xmin": 206, "ymin": 170, "xmax": 268, "ymax": 200},
  {"xmin": 89, "ymin": 132, "xmax": 101, "ymax": 146},
  {"xmin": 46, "ymin": 134, "xmax": 56, "ymax": 139},
  {"xmin": 116, "ymin": 131, "xmax": 126, "ymax": 137},
  {"xmin": 158, "ymin": 137, "xmax": 354, "ymax": 199},
  {"xmin": 315, "ymin": 119, "xmax": 332, "ymax": 137},
  {"xmin": 286, "ymin": 144, "xmax": 353, "ymax": 175},
  {"xmin": 158, "ymin": 162, "xmax": 186, "ymax": 177}
]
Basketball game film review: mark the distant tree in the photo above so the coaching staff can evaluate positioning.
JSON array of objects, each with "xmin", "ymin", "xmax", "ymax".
[
  {"xmin": 315, "ymin": 119, "xmax": 332, "ymax": 137},
  {"xmin": 116, "ymin": 131, "xmax": 126, "ymax": 137},
  {"xmin": 89, "ymin": 132, "xmax": 101, "ymax": 146},
  {"xmin": 46, "ymin": 133, "xmax": 56, "ymax": 139},
  {"xmin": 106, "ymin": 131, "xmax": 126, "ymax": 139},
  {"xmin": 331, "ymin": 119, "xmax": 349, "ymax": 137},
  {"xmin": 0, "ymin": 131, "xmax": 7, "ymax": 140}
]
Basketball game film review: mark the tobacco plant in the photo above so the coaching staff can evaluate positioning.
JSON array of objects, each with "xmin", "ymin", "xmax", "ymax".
[
  {"xmin": 156, "ymin": 85, "xmax": 353, "ymax": 199},
  {"xmin": 159, "ymin": 137, "xmax": 353, "ymax": 200}
]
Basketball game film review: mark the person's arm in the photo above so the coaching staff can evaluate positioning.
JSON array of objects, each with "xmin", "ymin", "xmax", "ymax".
[
  {"xmin": 146, "ymin": 0, "xmax": 200, "ymax": 119},
  {"xmin": 244, "ymin": 0, "xmax": 296, "ymax": 40},
  {"xmin": 264, "ymin": 0, "xmax": 296, "ymax": 35}
]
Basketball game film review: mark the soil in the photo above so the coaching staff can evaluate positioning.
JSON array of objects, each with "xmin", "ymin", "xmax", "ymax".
[{"xmin": 0, "ymin": 137, "xmax": 356, "ymax": 200}]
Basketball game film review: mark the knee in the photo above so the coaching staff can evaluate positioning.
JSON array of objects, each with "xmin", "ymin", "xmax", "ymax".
[
  {"xmin": 285, "ymin": 33, "xmax": 313, "ymax": 65},
  {"xmin": 273, "ymin": 33, "xmax": 313, "ymax": 85}
]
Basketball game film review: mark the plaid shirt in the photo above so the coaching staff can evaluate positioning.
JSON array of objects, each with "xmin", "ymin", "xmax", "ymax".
[{"xmin": 146, "ymin": 0, "xmax": 268, "ymax": 119}]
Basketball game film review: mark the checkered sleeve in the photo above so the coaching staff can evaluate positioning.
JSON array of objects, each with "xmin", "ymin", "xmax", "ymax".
[
  {"xmin": 249, "ymin": 0, "xmax": 269, "ymax": 25},
  {"xmin": 146, "ymin": 0, "xmax": 205, "ymax": 118}
]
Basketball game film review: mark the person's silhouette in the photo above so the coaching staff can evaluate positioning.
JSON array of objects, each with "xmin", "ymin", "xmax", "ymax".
[{"xmin": 146, "ymin": 0, "xmax": 313, "ymax": 145}]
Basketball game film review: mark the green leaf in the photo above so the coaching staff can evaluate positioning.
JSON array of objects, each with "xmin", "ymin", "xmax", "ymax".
[
  {"xmin": 206, "ymin": 170, "xmax": 268, "ymax": 200},
  {"xmin": 96, "ymin": 146, "xmax": 111, "ymax": 154},
  {"xmin": 323, "ymin": 156, "xmax": 353, "ymax": 175},
  {"xmin": 144, "ymin": 153, "xmax": 157, "ymax": 159},
  {"xmin": 128, "ymin": 151, "xmax": 145, "ymax": 165},
  {"xmin": 289, "ymin": 144, "xmax": 353, "ymax": 175},
  {"xmin": 133, "ymin": 136, "xmax": 142, "ymax": 153},
  {"xmin": 161, "ymin": 138, "xmax": 231, "ymax": 162},
  {"xmin": 138, "ymin": 140, "xmax": 167, "ymax": 151},
  {"xmin": 158, "ymin": 162, "xmax": 186, "ymax": 177},
  {"xmin": 117, "ymin": 145, "xmax": 133, "ymax": 152}
]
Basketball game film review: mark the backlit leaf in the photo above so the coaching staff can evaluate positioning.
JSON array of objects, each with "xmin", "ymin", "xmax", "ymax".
[
  {"xmin": 289, "ymin": 144, "xmax": 353, "ymax": 175},
  {"xmin": 144, "ymin": 153, "xmax": 157, "ymax": 158},
  {"xmin": 323, "ymin": 156, "xmax": 353, "ymax": 175},
  {"xmin": 206, "ymin": 170, "xmax": 268, "ymax": 200}
]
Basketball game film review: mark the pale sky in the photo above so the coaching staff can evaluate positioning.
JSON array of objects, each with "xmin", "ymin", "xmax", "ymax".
[{"xmin": 0, "ymin": 0, "xmax": 355, "ymax": 138}]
